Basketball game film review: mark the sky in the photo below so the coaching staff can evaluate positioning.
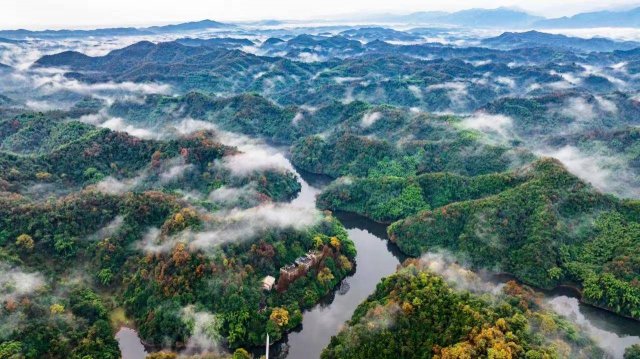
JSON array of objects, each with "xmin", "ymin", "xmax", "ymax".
[{"xmin": 3, "ymin": 0, "xmax": 640, "ymax": 30}]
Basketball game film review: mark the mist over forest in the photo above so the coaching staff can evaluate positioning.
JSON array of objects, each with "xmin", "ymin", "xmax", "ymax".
[{"xmin": 1, "ymin": 4, "xmax": 640, "ymax": 359}]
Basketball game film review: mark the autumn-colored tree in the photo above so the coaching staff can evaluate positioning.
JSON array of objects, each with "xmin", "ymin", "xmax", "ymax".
[
  {"xmin": 4, "ymin": 298, "xmax": 17, "ymax": 312},
  {"xmin": 146, "ymin": 351, "xmax": 178, "ymax": 359},
  {"xmin": 330, "ymin": 236, "xmax": 341, "ymax": 250},
  {"xmin": 162, "ymin": 207, "xmax": 199, "ymax": 234},
  {"xmin": 317, "ymin": 267, "xmax": 335, "ymax": 284},
  {"xmin": 35, "ymin": 171, "xmax": 51, "ymax": 181},
  {"xmin": 401, "ymin": 302, "xmax": 414, "ymax": 315},
  {"xmin": 338, "ymin": 255, "xmax": 352, "ymax": 271},
  {"xmin": 151, "ymin": 150, "xmax": 163, "ymax": 167},
  {"xmin": 313, "ymin": 235, "xmax": 324, "ymax": 249},
  {"xmin": 172, "ymin": 243, "xmax": 191, "ymax": 266},
  {"xmin": 233, "ymin": 348, "xmax": 252, "ymax": 359},
  {"xmin": 50, "ymin": 303, "xmax": 65, "ymax": 314},
  {"xmin": 269, "ymin": 307, "xmax": 289, "ymax": 327},
  {"xmin": 16, "ymin": 234, "xmax": 34, "ymax": 250}
]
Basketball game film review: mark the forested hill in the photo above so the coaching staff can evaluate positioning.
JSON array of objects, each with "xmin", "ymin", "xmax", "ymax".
[{"xmin": 322, "ymin": 260, "xmax": 603, "ymax": 359}]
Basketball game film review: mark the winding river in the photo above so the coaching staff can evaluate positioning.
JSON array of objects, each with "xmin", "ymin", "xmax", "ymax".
[{"xmin": 117, "ymin": 161, "xmax": 640, "ymax": 359}]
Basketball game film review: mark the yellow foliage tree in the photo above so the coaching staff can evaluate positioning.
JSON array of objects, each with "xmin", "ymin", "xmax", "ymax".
[
  {"xmin": 436, "ymin": 325, "xmax": 523, "ymax": 359},
  {"xmin": 174, "ymin": 212, "xmax": 185, "ymax": 224},
  {"xmin": 16, "ymin": 234, "xmax": 34, "ymax": 250},
  {"xmin": 338, "ymin": 255, "xmax": 352, "ymax": 271},
  {"xmin": 313, "ymin": 235, "xmax": 324, "ymax": 249},
  {"xmin": 402, "ymin": 302, "xmax": 414, "ymax": 315},
  {"xmin": 50, "ymin": 303, "xmax": 65, "ymax": 314},
  {"xmin": 146, "ymin": 351, "xmax": 178, "ymax": 359},
  {"xmin": 270, "ymin": 307, "xmax": 289, "ymax": 327},
  {"xmin": 330, "ymin": 236, "xmax": 341, "ymax": 250},
  {"xmin": 35, "ymin": 171, "xmax": 51, "ymax": 181},
  {"xmin": 233, "ymin": 348, "xmax": 252, "ymax": 359},
  {"xmin": 317, "ymin": 267, "xmax": 335, "ymax": 284}
]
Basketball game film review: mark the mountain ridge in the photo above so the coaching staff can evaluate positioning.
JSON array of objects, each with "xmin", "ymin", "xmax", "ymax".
[
  {"xmin": 482, "ymin": 30, "xmax": 640, "ymax": 52},
  {"xmin": 0, "ymin": 19, "xmax": 235, "ymax": 39}
]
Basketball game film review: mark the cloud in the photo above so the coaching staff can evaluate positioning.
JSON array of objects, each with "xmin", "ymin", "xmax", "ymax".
[
  {"xmin": 189, "ymin": 203, "xmax": 321, "ymax": 250},
  {"xmin": 136, "ymin": 228, "xmax": 169, "ymax": 253},
  {"xmin": 542, "ymin": 28, "xmax": 640, "ymax": 42},
  {"xmin": 418, "ymin": 252, "xmax": 504, "ymax": 295},
  {"xmin": 0, "ymin": 43, "xmax": 43, "ymax": 70},
  {"xmin": 211, "ymin": 130, "xmax": 294, "ymax": 176},
  {"xmin": 181, "ymin": 306, "xmax": 223, "ymax": 355},
  {"xmin": 547, "ymin": 80, "xmax": 575, "ymax": 91},
  {"xmin": 172, "ymin": 118, "xmax": 217, "ymax": 136},
  {"xmin": 548, "ymin": 296, "xmax": 640, "ymax": 359},
  {"xmin": 208, "ymin": 183, "xmax": 262, "ymax": 207},
  {"xmin": 297, "ymin": 52, "xmax": 324, "ymax": 63},
  {"xmin": 158, "ymin": 158, "xmax": 194, "ymax": 184},
  {"xmin": 34, "ymin": 72, "xmax": 172, "ymax": 97},
  {"xmin": 579, "ymin": 63, "xmax": 627, "ymax": 88},
  {"xmin": 133, "ymin": 127, "xmax": 323, "ymax": 253},
  {"xmin": 99, "ymin": 117, "xmax": 158, "ymax": 139},
  {"xmin": 495, "ymin": 76, "xmax": 516, "ymax": 88},
  {"xmin": 427, "ymin": 81, "xmax": 468, "ymax": 109},
  {"xmin": 611, "ymin": 62, "xmax": 627, "ymax": 72},
  {"xmin": 85, "ymin": 215, "xmax": 124, "ymax": 241},
  {"xmin": 407, "ymin": 85, "xmax": 422, "ymax": 99},
  {"xmin": 525, "ymin": 82, "xmax": 543, "ymax": 92},
  {"xmin": 358, "ymin": 301, "xmax": 401, "ymax": 332},
  {"xmin": 95, "ymin": 175, "xmax": 144, "ymax": 194},
  {"xmin": 334, "ymin": 76, "xmax": 362, "ymax": 84},
  {"xmin": 460, "ymin": 112, "xmax": 514, "ymax": 143},
  {"xmin": 0, "ymin": 263, "xmax": 45, "ymax": 302},
  {"xmin": 536, "ymin": 146, "xmax": 640, "ymax": 199},
  {"xmin": 94, "ymin": 156, "xmax": 196, "ymax": 194},
  {"xmin": 594, "ymin": 95, "xmax": 618, "ymax": 114},
  {"xmin": 560, "ymin": 97, "xmax": 596, "ymax": 122},
  {"xmin": 137, "ymin": 202, "xmax": 322, "ymax": 254},
  {"xmin": 361, "ymin": 111, "xmax": 382, "ymax": 128},
  {"xmin": 469, "ymin": 59, "xmax": 492, "ymax": 67},
  {"xmin": 292, "ymin": 112, "xmax": 304, "ymax": 125},
  {"xmin": 550, "ymin": 70, "xmax": 581, "ymax": 86},
  {"xmin": 0, "ymin": 61, "xmax": 171, "ymax": 107},
  {"xmin": 220, "ymin": 150, "xmax": 292, "ymax": 176},
  {"xmin": 25, "ymin": 99, "xmax": 61, "ymax": 111}
]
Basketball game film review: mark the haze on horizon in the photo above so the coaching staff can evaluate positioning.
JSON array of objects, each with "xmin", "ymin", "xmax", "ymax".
[{"xmin": 4, "ymin": 0, "xmax": 640, "ymax": 30}]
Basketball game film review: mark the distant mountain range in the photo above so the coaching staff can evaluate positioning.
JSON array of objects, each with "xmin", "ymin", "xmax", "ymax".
[
  {"xmin": 482, "ymin": 30, "xmax": 640, "ymax": 52},
  {"xmin": 361, "ymin": 8, "xmax": 543, "ymax": 28},
  {"xmin": 0, "ymin": 37, "xmax": 21, "ymax": 44},
  {"xmin": 3, "ymin": 6, "xmax": 640, "ymax": 41},
  {"xmin": 535, "ymin": 7, "xmax": 640, "ymax": 28},
  {"xmin": 145, "ymin": 19, "xmax": 234, "ymax": 33},
  {"xmin": 362, "ymin": 6, "xmax": 640, "ymax": 29},
  {"xmin": 0, "ymin": 19, "xmax": 234, "ymax": 40}
]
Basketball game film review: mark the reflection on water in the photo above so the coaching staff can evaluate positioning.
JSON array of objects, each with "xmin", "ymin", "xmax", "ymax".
[
  {"xmin": 281, "ymin": 215, "xmax": 405, "ymax": 359},
  {"xmin": 274, "ymin": 169, "xmax": 406, "ymax": 358},
  {"xmin": 115, "ymin": 327, "xmax": 147, "ymax": 359}
]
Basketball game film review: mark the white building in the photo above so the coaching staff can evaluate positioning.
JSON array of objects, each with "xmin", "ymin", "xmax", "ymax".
[{"xmin": 262, "ymin": 275, "xmax": 276, "ymax": 291}]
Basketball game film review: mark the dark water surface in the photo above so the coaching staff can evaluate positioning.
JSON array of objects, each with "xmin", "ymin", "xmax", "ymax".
[{"xmin": 278, "ymin": 212, "xmax": 406, "ymax": 359}]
